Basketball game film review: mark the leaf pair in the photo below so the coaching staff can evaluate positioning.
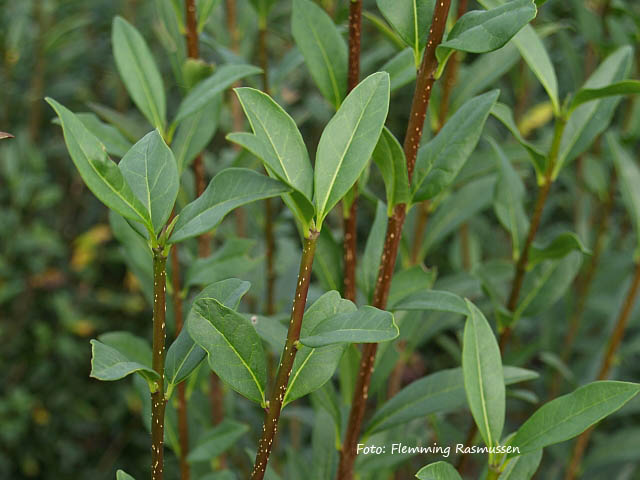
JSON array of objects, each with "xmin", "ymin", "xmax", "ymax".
[{"xmin": 229, "ymin": 72, "xmax": 391, "ymax": 233}]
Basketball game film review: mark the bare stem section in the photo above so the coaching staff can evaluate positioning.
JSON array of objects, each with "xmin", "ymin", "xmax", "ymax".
[
  {"xmin": 337, "ymin": 2, "xmax": 452, "ymax": 478},
  {"xmin": 250, "ymin": 232, "xmax": 319, "ymax": 480}
]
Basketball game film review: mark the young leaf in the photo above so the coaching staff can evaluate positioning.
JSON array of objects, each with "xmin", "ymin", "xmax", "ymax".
[
  {"xmin": 607, "ymin": 133, "xmax": 640, "ymax": 255},
  {"xmin": 528, "ymin": 232, "xmax": 590, "ymax": 266},
  {"xmin": 187, "ymin": 420, "xmax": 249, "ymax": 463},
  {"xmin": 372, "ymin": 127, "xmax": 410, "ymax": 214},
  {"xmin": 299, "ymin": 306, "xmax": 398, "ymax": 348},
  {"xmin": 118, "ymin": 130, "xmax": 179, "ymax": 234},
  {"xmin": 415, "ymin": 461, "xmax": 462, "ymax": 480},
  {"xmin": 283, "ymin": 291, "xmax": 357, "ymax": 406},
  {"xmin": 292, "ymin": 0, "xmax": 347, "ymax": 108},
  {"xmin": 436, "ymin": 0, "xmax": 536, "ymax": 76},
  {"xmin": 376, "ymin": 0, "xmax": 435, "ymax": 64},
  {"xmin": 462, "ymin": 300, "xmax": 505, "ymax": 448},
  {"xmin": 90, "ymin": 339, "xmax": 159, "ymax": 386},
  {"xmin": 490, "ymin": 137, "xmax": 529, "ymax": 260},
  {"xmin": 557, "ymin": 46, "xmax": 633, "ymax": 174},
  {"xmin": 46, "ymin": 98, "xmax": 152, "ymax": 230},
  {"xmin": 390, "ymin": 289, "xmax": 468, "ymax": 315},
  {"xmin": 112, "ymin": 17, "xmax": 166, "ymax": 132},
  {"xmin": 187, "ymin": 297, "xmax": 267, "ymax": 405},
  {"xmin": 508, "ymin": 381, "xmax": 640, "ymax": 456},
  {"xmin": 174, "ymin": 64, "xmax": 262, "ymax": 124},
  {"xmin": 314, "ymin": 72, "xmax": 391, "ymax": 227},
  {"xmin": 230, "ymin": 88, "xmax": 313, "ymax": 201},
  {"xmin": 568, "ymin": 80, "xmax": 640, "ymax": 115},
  {"xmin": 499, "ymin": 450, "xmax": 542, "ymax": 480},
  {"xmin": 412, "ymin": 90, "xmax": 499, "ymax": 202},
  {"xmin": 170, "ymin": 168, "xmax": 290, "ymax": 243},
  {"xmin": 116, "ymin": 470, "xmax": 136, "ymax": 480}
]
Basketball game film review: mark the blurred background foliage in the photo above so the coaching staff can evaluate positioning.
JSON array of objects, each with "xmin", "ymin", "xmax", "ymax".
[{"xmin": 1, "ymin": 0, "xmax": 640, "ymax": 479}]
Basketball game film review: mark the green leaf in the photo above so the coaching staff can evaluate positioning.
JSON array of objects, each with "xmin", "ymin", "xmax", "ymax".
[
  {"xmin": 412, "ymin": 90, "xmax": 499, "ymax": 202},
  {"xmin": 90, "ymin": 339, "xmax": 159, "ymax": 386},
  {"xmin": 608, "ymin": 133, "xmax": 640, "ymax": 255},
  {"xmin": 292, "ymin": 0, "xmax": 347, "ymax": 108},
  {"xmin": 358, "ymin": 201, "xmax": 388, "ymax": 302},
  {"xmin": 116, "ymin": 470, "xmax": 136, "ymax": 480},
  {"xmin": 118, "ymin": 130, "xmax": 179, "ymax": 234},
  {"xmin": 184, "ymin": 238, "xmax": 258, "ymax": 288},
  {"xmin": 436, "ymin": 0, "xmax": 536, "ymax": 77},
  {"xmin": 283, "ymin": 291, "xmax": 357, "ymax": 406},
  {"xmin": 311, "ymin": 409, "xmax": 338, "ymax": 479},
  {"xmin": 490, "ymin": 103, "xmax": 546, "ymax": 177},
  {"xmin": 490, "ymin": 137, "xmax": 529, "ymax": 260},
  {"xmin": 112, "ymin": 17, "xmax": 166, "ymax": 132},
  {"xmin": 197, "ymin": 0, "xmax": 221, "ymax": 32},
  {"xmin": 88, "ymin": 102, "xmax": 147, "ymax": 142},
  {"xmin": 462, "ymin": 300, "xmax": 505, "ymax": 448},
  {"xmin": 230, "ymin": 88, "xmax": 313, "ymax": 201},
  {"xmin": 569, "ymin": 80, "xmax": 640, "ymax": 115},
  {"xmin": 529, "ymin": 232, "xmax": 590, "ymax": 266},
  {"xmin": 75, "ymin": 113, "xmax": 133, "ymax": 158},
  {"xmin": 187, "ymin": 298, "xmax": 267, "ymax": 405},
  {"xmin": 376, "ymin": 0, "xmax": 435, "ymax": 64},
  {"xmin": 299, "ymin": 306, "xmax": 398, "ymax": 348},
  {"xmin": 313, "ymin": 229, "xmax": 343, "ymax": 292},
  {"xmin": 498, "ymin": 450, "xmax": 542, "ymax": 480},
  {"xmin": 170, "ymin": 168, "xmax": 290, "ymax": 243},
  {"xmin": 46, "ymin": 98, "xmax": 152, "ymax": 229},
  {"xmin": 390, "ymin": 289, "xmax": 468, "ymax": 315},
  {"xmin": 174, "ymin": 64, "xmax": 262, "ymax": 124},
  {"xmin": 557, "ymin": 46, "xmax": 633, "ymax": 174},
  {"xmin": 381, "ymin": 48, "xmax": 416, "ymax": 92},
  {"xmin": 372, "ymin": 128, "xmax": 410, "ymax": 214},
  {"xmin": 387, "ymin": 266, "xmax": 437, "ymax": 308},
  {"xmin": 249, "ymin": 0, "xmax": 277, "ymax": 21},
  {"xmin": 99, "ymin": 331, "xmax": 153, "ymax": 366},
  {"xmin": 314, "ymin": 72, "xmax": 391, "ymax": 227},
  {"xmin": 365, "ymin": 365, "xmax": 537, "ymax": 436},
  {"xmin": 415, "ymin": 461, "xmax": 462, "ymax": 480},
  {"xmin": 172, "ymin": 94, "xmax": 222, "ymax": 173},
  {"xmin": 508, "ymin": 381, "xmax": 640, "ymax": 456},
  {"xmin": 187, "ymin": 420, "xmax": 249, "ymax": 463}
]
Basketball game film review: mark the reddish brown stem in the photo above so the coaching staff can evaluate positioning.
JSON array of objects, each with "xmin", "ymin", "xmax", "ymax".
[
  {"xmin": 342, "ymin": 0, "xmax": 363, "ymax": 302},
  {"xmin": 337, "ymin": 3, "xmax": 452, "ymax": 478},
  {"xmin": 250, "ymin": 232, "xmax": 319, "ymax": 480},
  {"xmin": 565, "ymin": 260, "xmax": 640, "ymax": 480}
]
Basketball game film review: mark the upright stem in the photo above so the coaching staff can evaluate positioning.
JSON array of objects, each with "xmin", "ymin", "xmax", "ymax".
[
  {"xmin": 337, "ymin": 3, "xmax": 452, "ymax": 479},
  {"xmin": 499, "ymin": 117, "xmax": 567, "ymax": 351},
  {"xmin": 564, "ymin": 260, "xmax": 640, "ymax": 480},
  {"xmin": 151, "ymin": 250, "xmax": 168, "ymax": 480},
  {"xmin": 342, "ymin": 0, "xmax": 363, "ymax": 302},
  {"xmin": 250, "ymin": 231, "xmax": 319, "ymax": 480}
]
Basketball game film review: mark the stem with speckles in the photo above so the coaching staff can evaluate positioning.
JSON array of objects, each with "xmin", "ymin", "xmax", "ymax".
[
  {"xmin": 250, "ymin": 231, "xmax": 319, "ymax": 480},
  {"xmin": 151, "ymin": 249, "xmax": 168, "ymax": 480},
  {"xmin": 337, "ymin": 2, "xmax": 452, "ymax": 479}
]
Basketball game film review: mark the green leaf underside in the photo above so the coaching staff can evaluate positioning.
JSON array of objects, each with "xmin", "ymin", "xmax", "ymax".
[
  {"xmin": 314, "ymin": 72, "xmax": 390, "ymax": 226},
  {"xmin": 508, "ymin": 381, "xmax": 640, "ymax": 456},
  {"xmin": 46, "ymin": 98, "xmax": 152, "ymax": 229},
  {"xmin": 415, "ymin": 461, "xmax": 462, "ymax": 480},
  {"xmin": 365, "ymin": 365, "xmax": 537, "ymax": 436},
  {"xmin": 174, "ymin": 64, "xmax": 262, "ymax": 124},
  {"xmin": 170, "ymin": 168, "xmax": 290, "ymax": 243},
  {"xmin": 299, "ymin": 305, "xmax": 398, "ymax": 348},
  {"xmin": 284, "ymin": 291, "xmax": 357, "ymax": 406},
  {"xmin": 188, "ymin": 297, "xmax": 267, "ymax": 405},
  {"xmin": 462, "ymin": 300, "xmax": 505, "ymax": 448},
  {"xmin": 90, "ymin": 339, "xmax": 159, "ymax": 384}
]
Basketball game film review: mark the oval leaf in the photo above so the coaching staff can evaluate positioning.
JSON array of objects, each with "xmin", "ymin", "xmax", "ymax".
[
  {"xmin": 377, "ymin": 0, "xmax": 435, "ymax": 62},
  {"xmin": 416, "ymin": 461, "xmax": 462, "ymax": 480},
  {"xmin": 90, "ymin": 339, "xmax": 159, "ymax": 386}
]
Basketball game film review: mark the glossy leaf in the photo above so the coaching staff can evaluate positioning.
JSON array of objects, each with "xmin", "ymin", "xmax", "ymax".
[
  {"xmin": 188, "ymin": 297, "xmax": 267, "ymax": 405},
  {"xmin": 174, "ymin": 64, "xmax": 262, "ymax": 124},
  {"xmin": 415, "ymin": 462, "xmax": 462, "ymax": 480},
  {"xmin": 365, "ymin": 365, "xmax": 537, "ymax": 436},
  {"xmin": 314, "ymin": 72, "xmax": 390, "ymax": 227},
  {"xmin": 283, "ymin": 291, "xmax": 357, "ymax": 406},
  {"xmin": 112, "ymin": 17, "xmax": 166, "ymax": 131},
  {"xmin": 299, "ymin": 306, "xmax": 397, "ymax": 348},
  {"xmin": 376, "ymin": 0, "xmax": 435, "ymax": 63},
  {"xmin": 508, "ymin": 381, "xmax": 640, "ymax": 456},
  {"xmin": 412, "ymin": 90, "xmax": 499, "ymax": 202},
  {"xmin": 372, "ymin": 127, "xmax": 410, "ymax": 214},
  {"xmin": 90, "ymin": 339, "xmax": 159, "ymax": 386},
  {"xmin": 292, "ymin": 0, "xmax": 347, "ymax": 108},
  {"xmin": 187, "ymin": 420, "xmax": 249, "ymax": 463},
  {"xmin": 118, "ymin": 130, "xmax": 179, "ymax": 233},
  {"xmin": 529, "ymin": 232, "xmax": 590, "ymax": 266},
  {"xmin": 170, "ymin": 168, "xmax": 289, "ymax": 243},
  {"xmin": 608, "ymin": 133, "xmax": 640, "ymax": 254},
  {"xmin": 46, "ymin": 98, "xmax": 152, "ymax": 230},
  {"xmin": 390, "ymin": 289, "xmax": 467, "ymax": 315},
  {"xmin": 436, "ymin": 0, "xmax": 536, "ymax": 76},
  {"xmin": 462, "ymin": 300, "xmax": 505, "ymax": 448},
  {"xmin": 569, "ymin": 80, "xmax": 640, "ymax": 115}
]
